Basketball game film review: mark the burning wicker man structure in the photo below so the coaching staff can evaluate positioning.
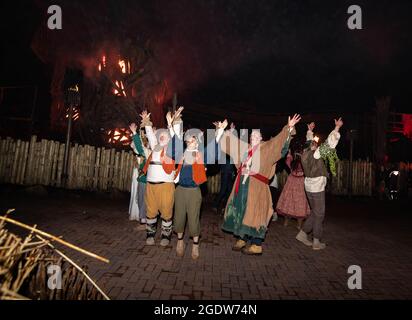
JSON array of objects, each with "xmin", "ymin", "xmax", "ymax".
[
  {"xmin": 30, "ymin": 1, "xmax": 173, "ymax": 147},
  {"xmin": 37, "ymin": 44, "xmax": 171, "ymax": 147}
]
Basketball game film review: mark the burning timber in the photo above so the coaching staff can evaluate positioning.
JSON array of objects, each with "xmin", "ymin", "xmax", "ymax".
[{"xmin": 0, "ymin": 210, "xmax": 110, "ymax": 300}]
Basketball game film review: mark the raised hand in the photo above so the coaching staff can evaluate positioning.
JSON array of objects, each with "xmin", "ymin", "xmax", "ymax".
[
  {"xmin": 213, "ymin": 119, "xmax": 228, "ymax": 130},
  {"xmin": 173, "ymin": 106, "xmax": 184, "ymax": 122},
  {"xmin": 129, "ymin": 122, "xmax": 138, "ymax": 134},
  {"xmin": 140, "ymin": 110, "xmax": 151, "ymax": 120},
  {"xmin": 166, "ymin": 111, "xmax": 173, "ymax": 126},
  {"xmin": 307, "ymin": 122, "xmax": 315, "ymax": 131},
  {"xmin": 288, "ymin": 114, "xmax": 301, "ymax": 128},
  {"xmin": 334, "ymin": 117, "xmax": 343, "ymax": 129},
  {"xmin": 222, "ymin": 119, "xmax": 228, "ymax": 130}
]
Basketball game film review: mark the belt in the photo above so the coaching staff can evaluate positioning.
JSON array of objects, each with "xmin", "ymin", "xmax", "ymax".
[
  {"xmin": 149, "ymin": 161, "xmax": 162, "ymax": 165},
  {"xmin": 234, "ymin": 170, "xmax": 269, "ymax": 194},
  {"xmin": 177, "ymin": 184, "xmax": 198, "ymax": 189},
  {"xmin": 148, "ymin": 181, "xmax": 166, "ymax": 185}
]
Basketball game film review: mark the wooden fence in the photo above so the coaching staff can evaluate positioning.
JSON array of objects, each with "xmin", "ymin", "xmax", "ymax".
[
  {"xmin": 2, "ymin": 136, "xmax": 410, "ymax": 197},
  {"xmin": 206, "ymin": 173, "xmax": 220, "ymax": 195},
  {"xmin": 0, "ymin": 136, "xmax": 135, "ymax": 192},
  {"xmin": 329, "ymin": 160, "xmax": 374, "ymax": 196}
]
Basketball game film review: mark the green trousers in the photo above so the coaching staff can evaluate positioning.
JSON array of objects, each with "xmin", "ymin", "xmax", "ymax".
[{"xmin": 174, "ymin": 186, "xmax": 202, "ymax": 237}]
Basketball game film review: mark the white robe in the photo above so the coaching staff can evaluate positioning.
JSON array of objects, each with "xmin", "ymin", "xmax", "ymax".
[{"xmin": 129, "ymin": 167, "xmax": 140, "ymax": 221}]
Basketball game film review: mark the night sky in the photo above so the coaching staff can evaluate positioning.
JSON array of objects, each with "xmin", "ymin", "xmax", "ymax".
[{"xmin": 1, "ymin": 0, "xmax": 412, "ymax": 119}]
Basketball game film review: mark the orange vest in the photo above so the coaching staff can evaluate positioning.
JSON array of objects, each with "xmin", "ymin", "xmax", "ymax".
[
  {"xmin": 175, "ymin": 151, "xmax": 207, "ymax": 185},
  {"xmin": 142, "ymin": 148, "xmax": 175, "ymax": 175}
]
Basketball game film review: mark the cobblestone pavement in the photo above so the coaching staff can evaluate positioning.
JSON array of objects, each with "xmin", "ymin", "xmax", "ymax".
[{"xmin": 1, "ymin": 186, "xmax": 412, "ymax": 300}]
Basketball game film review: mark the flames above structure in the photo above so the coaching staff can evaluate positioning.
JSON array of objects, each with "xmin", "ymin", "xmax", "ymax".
[
  {"xmin": 31, "ymin": 17, "xmax": 172, "ymax": 146},
  {"xmin": 97, "ymin": 55, "xmax": 130, "ymax": 98},
  {"xmin": 91, "ymin": 51, "xmax": 171, "ymax": 145}
]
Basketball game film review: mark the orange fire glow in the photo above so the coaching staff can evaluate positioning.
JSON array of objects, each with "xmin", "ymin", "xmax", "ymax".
[
  {"xmin": 119, "ymin": 60, "xmax": 127, "ymax": 74},
  {"xmin": 97, "ymin": 55, "xmax": 130, "ymax": 97},
  {"xmin": 107, "ymin": 128, "xmax": 131, "ymax": 145},
  {"xmin": 114, "ymin": 80, "xmax": 126, "ymax": 97},
  {"xmin": 65, "ymin": 106, "xmax": 80, "ymax": 121}
]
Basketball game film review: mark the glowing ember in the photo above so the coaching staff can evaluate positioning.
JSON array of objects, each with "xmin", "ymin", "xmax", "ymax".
[
  {"xmin": 113, "ymin": 80, "xmax": 126, "ymax": 97},
  {"xmin": 97, "ymin": 54, "xmax": 130, "ymax": 96},
  {"xmin": 65, "ymin": 106, "xmax": 80, "ymax": 121},
  {"xmin": 114, "ymin": 81, "xmax": 120, "ymax": 95},
  {"xmin": 154, "ymin": 93, "xmax": 163, "ymax": 105},
  {"xmin": 119, "ymin": 60, "xmax": 127, "ymax": 74},
  {"xmin": 107, "ymin": 128, "xmax": 131, "ymax": 145},
  {"xmin": 98, "ymin": 55, "xmax": 107, "ymax": 72},
  {"xmin": 121, "ymin": 81, "xmax": 126, "ymax": 97}
]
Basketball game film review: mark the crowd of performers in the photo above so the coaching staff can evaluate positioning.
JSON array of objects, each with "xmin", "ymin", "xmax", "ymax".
[{"xmin": 128, "ymin": 107, "xmax": 343, "ymax": 258}]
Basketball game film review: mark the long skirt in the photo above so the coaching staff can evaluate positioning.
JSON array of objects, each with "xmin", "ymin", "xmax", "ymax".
[
  {"xmin": 129, "ymin": 168, "xmax": 140, "ymax": 221},
  {"xmin": 137, "ymin": 181, "xmax": 147, "ymax": 221},
  {"xmin": 276, "ymin": 174, "xmax": 310, "ymax": 218},
  {"xmin": 222, "ymin": 178, "xmax": 267, "ymax": 240}
]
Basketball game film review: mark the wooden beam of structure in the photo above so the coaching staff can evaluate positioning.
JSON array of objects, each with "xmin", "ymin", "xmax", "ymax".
[
  {"xmin": 36, "ymin": 235, "xmax": 110, "ymax": 300},
  {"xmin": 0, "ymin": 216, "xmax": 110, "ymax": 264}
]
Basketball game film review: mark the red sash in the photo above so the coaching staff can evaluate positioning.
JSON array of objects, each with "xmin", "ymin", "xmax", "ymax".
[{"xmin": 234, "ymin": 145, "xmax": 269, "ymax": 194}]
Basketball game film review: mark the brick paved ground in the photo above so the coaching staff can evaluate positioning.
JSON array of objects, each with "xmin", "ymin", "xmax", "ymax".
[{"xmin": 1, "ymin": 185, "xmax": 412, "ymax": 299}]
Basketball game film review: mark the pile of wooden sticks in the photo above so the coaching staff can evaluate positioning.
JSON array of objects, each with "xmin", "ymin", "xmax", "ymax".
[{"xmin": 0, "ymin": 210, "xmax": 110, "ymax": 300}]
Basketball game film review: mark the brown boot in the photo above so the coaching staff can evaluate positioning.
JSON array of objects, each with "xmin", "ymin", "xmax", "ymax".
[
  {"xmin": 232, "ymin": 239, "xmax": 246, "ymax": 251},
  {"xmin": 241, "ymin": 244, "xmax": 263, "ymax": 255}
]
